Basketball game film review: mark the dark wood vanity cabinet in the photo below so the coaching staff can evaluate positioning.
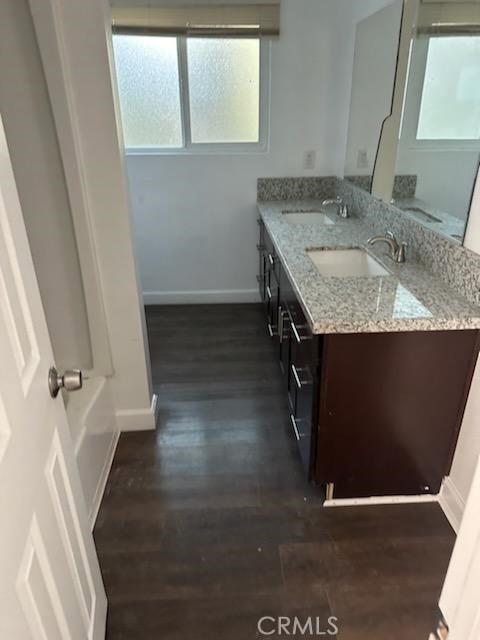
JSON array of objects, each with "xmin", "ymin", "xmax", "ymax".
[{"xmin": 257, "ymin": 219, "xmax": 480, "ymax": 498}]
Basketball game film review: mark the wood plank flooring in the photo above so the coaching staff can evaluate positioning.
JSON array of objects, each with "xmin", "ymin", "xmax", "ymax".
[{"xmin": 95, "ymin": 304, "xmax": 455, "ymax": 640}]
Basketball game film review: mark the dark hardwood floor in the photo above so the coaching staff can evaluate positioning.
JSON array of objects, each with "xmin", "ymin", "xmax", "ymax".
[{"xmin": 95, "ymin": 304, "xmax": 455, "ymax": 639}]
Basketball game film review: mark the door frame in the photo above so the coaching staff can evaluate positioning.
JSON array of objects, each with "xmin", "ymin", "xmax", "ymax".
[
  {"xmin": 28, "ymin": 0, "xmax": 155, "ymax": 430},
  {"xmin": 28, "ymin": 0, "xmax": 113, "ymax": 379}
]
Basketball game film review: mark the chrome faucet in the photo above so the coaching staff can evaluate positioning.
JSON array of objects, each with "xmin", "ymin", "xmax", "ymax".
[
  {"xmin": 322, "ymin": 196, "xmax": 349, "ymax": 219},
  {"xmin": 367, "ymin": 231, "xmax": 407, "ymax": 263}
]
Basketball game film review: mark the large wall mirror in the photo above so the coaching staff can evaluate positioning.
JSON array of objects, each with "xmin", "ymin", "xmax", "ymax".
[{"xmin": 345, "ymin": 0, "xmax": 480, "ymax": 244}]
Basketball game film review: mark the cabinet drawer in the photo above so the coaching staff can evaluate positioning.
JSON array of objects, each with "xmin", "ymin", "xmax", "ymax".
[
  {"xmin": 257, "ymin": 251, "xmax": 267, "ymax": 302},
  {"xmin": 264, "ymin": 230, "xmax": 281, "ymax": 282},
  {"xmin": 257, "ymin": 219, "xmax": 270, "ymax": 305},
  {"xmin": 286, "ymin": 312, "xmax": 318, "ymax": 476},
  {"xmin": 266, "ymin": 276, "xmax": 280, "ymax": 338},
  {"xmin": 289, "ymin": 413, "xmax": 311, "ymax": 468}
]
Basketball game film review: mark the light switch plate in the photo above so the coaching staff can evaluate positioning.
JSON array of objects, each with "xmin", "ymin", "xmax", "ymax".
[
  {"xmin": 304, "ymin": 150, "xmax": 316, "ymax": 170},
  {"xmin": 357, "ymin": 149, "xmax": 368, "ymax": 169}
]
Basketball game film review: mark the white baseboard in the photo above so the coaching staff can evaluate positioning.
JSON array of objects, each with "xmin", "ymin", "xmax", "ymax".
[
  {"xmin": 324, "ymin": 494, "xmax": 440, "ymax": 508},
  {"xmin": 115, "ymin": 394, "xmax": 158, "ymax": 431},
  {"xmin": 439, "ymin": 477, "xmax": 465, "ymax": 533},
  {"xmin": 88, "ymin": 428, "xmax": 120, "ymax": 529},
  {"xmin": 143, "ymin": 289, "xmax": 259, "ymax": 305}
]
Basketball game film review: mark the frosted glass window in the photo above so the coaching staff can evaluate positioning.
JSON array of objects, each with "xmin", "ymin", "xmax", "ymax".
[
  {"xmin": 187, "ymin": 38, "xmax": 260, "ymax": 143},
  {"xmin": 417, "ymin": 37, "xmax": 480, "ymax": 140},
  {"xmin": 112, "ymin": 35, "xmax": 182, "ymax": 148},
  {"xmin": 111, "ymin": 34, "xmax": 265, "ymax": 149}
]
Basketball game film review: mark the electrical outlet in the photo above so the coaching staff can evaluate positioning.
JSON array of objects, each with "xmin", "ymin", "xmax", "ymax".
[
  {"xmin": 357, "ymin": 149, "xmax": 368, "ymax": 169},
  {"xmin": 304, "ymin": 150, "xmax": 316, "ymax": 170}
]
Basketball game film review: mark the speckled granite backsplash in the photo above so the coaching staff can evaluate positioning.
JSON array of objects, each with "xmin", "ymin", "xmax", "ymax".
[
  {"xmin": 392, "ymin": 175, "xmax": 418, "ymax": 200},
  {"xmin": 257, "ymin": 177, "xmax": 336, "ymax": 202},
  {"xmin": 257, "ymin": 176, "xmax": 480, "ymax": 307}
]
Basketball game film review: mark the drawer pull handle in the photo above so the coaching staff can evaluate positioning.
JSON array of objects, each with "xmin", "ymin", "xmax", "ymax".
[
  {"xmin": 278, "ymin": 307, "xmax": 285, "ymax": 342},
  {"xmin": 266, "ymin": 285, "xmax": 272, "ymax": 300},
  {"xmin": 291, "ymin": 321, "xmax": 311, "ymax": 344},
  {"xmin": 290, "ymin": 414, "xmax": 301, "ymax": 441},
  {"xmin": 291, "ymin": 364, "xmax": 313, "ymax": 390},
  {"xmin": 268, "ymin": 253, "xmax": 275, "ymax": 266},
  {"xmin": 291, "ymin": 364, "xmax": 302, "ymax": 389},
  {"xmin": 267, "ymin": 323, "xmax": 277, "ymax": 338}
]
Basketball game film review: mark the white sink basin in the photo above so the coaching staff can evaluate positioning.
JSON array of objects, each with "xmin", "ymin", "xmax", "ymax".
[
  {"xmin": 282, "ymin": 210, "xmax": 334, "ymax": 225},
  {"xmin": 307, "ymin": 248, "xmax": 390, "ymax": 278}
]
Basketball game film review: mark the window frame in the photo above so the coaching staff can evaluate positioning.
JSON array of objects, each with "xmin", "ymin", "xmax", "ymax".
[{"xmin": 120, "ymin": 35, "xmax": 271, "ymax": 155}]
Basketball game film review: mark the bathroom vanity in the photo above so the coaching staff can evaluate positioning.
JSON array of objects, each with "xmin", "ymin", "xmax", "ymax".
[{"xmin": 257, "ymin": 192, "xmax": 480, "ymax": 500}]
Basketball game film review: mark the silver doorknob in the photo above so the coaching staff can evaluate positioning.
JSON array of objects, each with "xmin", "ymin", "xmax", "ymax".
[{"xmin": 48, "ymin": 367, "xmax": 83, "ymax": 398}]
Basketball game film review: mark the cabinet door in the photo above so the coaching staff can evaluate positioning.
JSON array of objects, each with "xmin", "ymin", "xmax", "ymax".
[
  {"xmin": 278, "ymin": 264, "xmax": 294, "ymax": 382},
  {"xmin": 316, "ymin": 331, "xmax": 480, "ymax": 498},
  {"xmin": 259, "ymin": 222, "xmax": 281, "ymax": 338},
  {"xmin": 266, "ymin": 269, "xmax": 280, "ymax": 338},
  {"xmin": 264, "ymin": 228, "xmax": 280, "ymax": 282},
  {"xmin": 278, "ymin": 304, "xmax": 291, "ymax": 384},
  {"xmin": 257, "ymin": 220, "xmax": 267, "ymax": 303}
]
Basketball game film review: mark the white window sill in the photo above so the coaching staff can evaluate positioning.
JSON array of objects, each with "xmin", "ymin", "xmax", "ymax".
[{"xmin": 124, "ymin": 143, "xmax": 269, "ymax": 156}]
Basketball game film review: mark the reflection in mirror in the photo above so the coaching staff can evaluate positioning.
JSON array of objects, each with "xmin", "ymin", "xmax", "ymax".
[
  {"xmin": 344, "ymin": 0, "xmax": 404, "ymax": 192},
  {"xmin": 394, "ymin": 30, "xmax": 480, "ymax": 243}
]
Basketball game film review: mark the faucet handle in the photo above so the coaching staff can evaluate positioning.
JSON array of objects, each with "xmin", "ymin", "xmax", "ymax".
[
  {"xmin": 322, "ymin": 196, "xmax": 344, "ymax": 210},
  {"xmin": 396, "ymin": 242, "xmax": 408, "ymax": 263},
  {"xmin": 385, "ymin": 230, "xmax": 400, "ymax": 252}
]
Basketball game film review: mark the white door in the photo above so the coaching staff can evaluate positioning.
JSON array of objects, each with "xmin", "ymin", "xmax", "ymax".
[
  {"xmin": 439, "ymin": 453, "xmax": 480, "ymax": 640},
  {"xmin": 0, "ymin": 115, "xmax": 107, "ymax": 639}
]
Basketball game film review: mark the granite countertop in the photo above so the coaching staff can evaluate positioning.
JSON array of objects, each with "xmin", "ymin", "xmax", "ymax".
[{"xmin": 258, "ymin": 199, "xmax": 480, "ymax": 334}]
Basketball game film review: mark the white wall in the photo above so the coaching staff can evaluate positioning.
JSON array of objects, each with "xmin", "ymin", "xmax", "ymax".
[
  {"xmin": 118, "ymin": 0, "xmax": 373, "ymax": 304},
  {"xmin": 344, "ymin": 0, "xmax": 403, "ymax": 176},
  {"xmin": 397, "ymin": 150, "xmax": 479, "ymax": 220}
]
